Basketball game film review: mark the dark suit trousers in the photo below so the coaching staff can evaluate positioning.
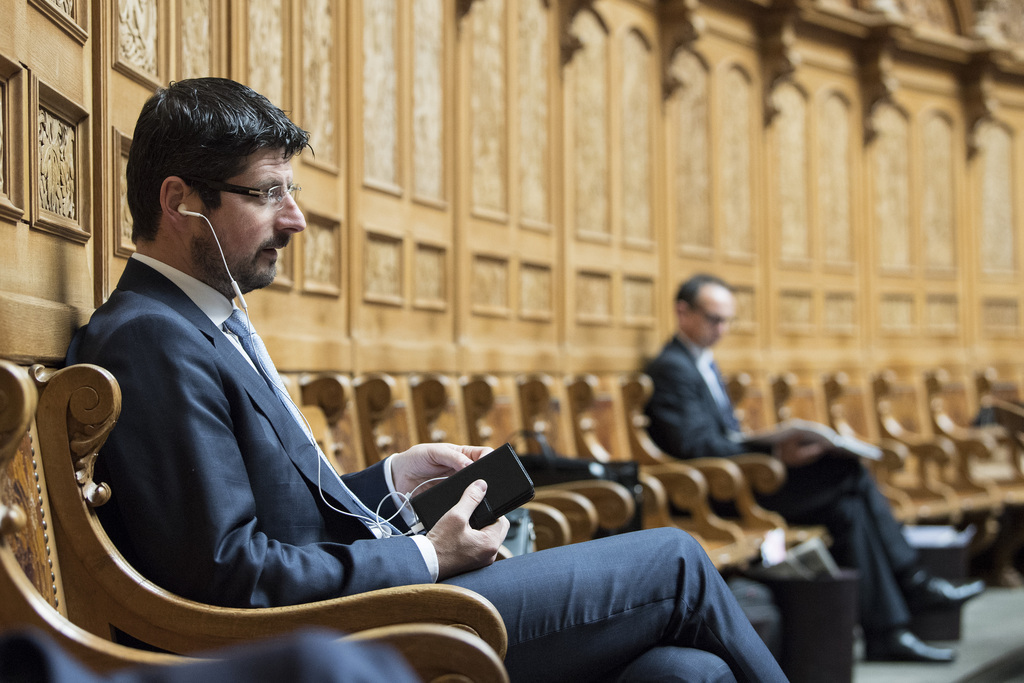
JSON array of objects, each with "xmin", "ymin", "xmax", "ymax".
[
  {"xmin": 446, "ymin": 528, "xmax": 784, "ymax": 683},
  {"xmin": 757, "ymin": 456, "xmax": 918, "ymax": 633}
]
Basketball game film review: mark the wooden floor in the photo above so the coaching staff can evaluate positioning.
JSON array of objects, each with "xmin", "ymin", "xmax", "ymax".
[{"xmin": 853, "ymin": 586, "xmax": 1024, "ymax": 683}]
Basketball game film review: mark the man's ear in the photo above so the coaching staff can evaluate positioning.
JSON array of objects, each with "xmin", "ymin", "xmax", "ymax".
[{"xmin": 159, "ymin": 176, "xmax": 195, "ymax": 228}]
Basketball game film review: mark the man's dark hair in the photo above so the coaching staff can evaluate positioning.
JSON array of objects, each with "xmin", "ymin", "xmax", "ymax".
[
  {"xmin": 127, "ymin": 77, "xmax": 310, "ymax": 242},
  {"xmin": 675, "ymin": 273, "xmax": 732, "ymax": 306}
]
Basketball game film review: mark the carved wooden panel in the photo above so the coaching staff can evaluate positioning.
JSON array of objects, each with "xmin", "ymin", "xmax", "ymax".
[
  {"xmin": 823, "ymin": 291, "xmax": 856, "ymax": 334},
  {"xmin": 302, "ymin": 211, "xmax": 340, "ymax": 297},
  {"xmin": 412, "ymin": 0, "xmax": 443, "ymax": 203},
  {"xmin": 471, "ymin": 0, "xmax": 507, "ymax": 216},
  {"xmin": 413, "ymin": 243, "xmax": 446, "ymax": 311},
  {"xmin": 921, "ymin": 114, "xmax": 955, "ymax": 272},
  {"xmin": 880, "ymin": 293, "xmax": 915, "ymax": 333},
  {"xmin": 621, "ymin": 30, "xmax": 651, "ymax": 246},
  {"xmin": 732, "ymin": 285, "xmax": 756, "ymax": 333},
  {"xmin": 671, "ymin": 50, "xmax": 710, "ymax": 255},
  {"xmin": 779, "ymin": 290, "xmax": 813, "ymax": 331},
  {"xmin": 0, "ymin": 81, "xmax": 4, "ymax": 198},
  {"xmin": 623, "ymin": 275, "xmax": 654, "ymax": 326},
  {"xmin": 31, "ymin": 80, "xmax": 89, "ymax": 243},
  {"xmin": 29, "ymin": 0, "xmax": 88, "ymax": 44},
  {"xmin": 925, "ymin": 294, "xmax": 958, "ymax": 335},
  {"xmin": 987, "ymin": 0, "xmax": 1024, "ymax": 42},
  {"xmin": 180, "ymin": 0, "xmax": 212, "ymax": 79},
  {"xmin": 363, "ymin": 0, "xmax": 398, "ymax": 191},
  {"xmin": 895, "ymin": 0, "xmax": 955, "ymax": 31},
  {"xmin": 517, "ymin": 0, "xmax": 549, "ymax": 227},
  {"xmin": 576, "ymin": 270, "xmax": 611, "ymax": 324},
  {"xmin": 471, "ymin": 254, "xmax": 509, "ymax": 316},
  {"xmin": 270, "ymin": 240, "xmax": 294, "ymax": 291},
  {"xmin": 363, "ymin": 231, "xmax": 403, "ymax": 305},
  {"xmin": 302, "ymin": 0, "xmax": 337, "ymax": 170},
  {"xmin": 520, "ymin": 261, "xmax": 552, "ymax": 321},
  {"xmin": 873, "ymin": 103, "xmax": 911, "ymax": 271},
  {"xmin": 248, "ymin": 0, "xmax": 285, "ymax": 108},
  {"xmin": 114, "ymin": 129, "xmax": 134, "ymax": 257},
  {"xmin": 982, "ymin": 297, "xmax": 1020, "ymax": 337},
  {"xmin": 978, "ymin": 121, "xmax": 1015, "ymax": 275},
  {"xmin": 719, "ymin": 65, "xmax": 753, "ymax": 257},
  {"xmin": 818, "ymin": 93, "xmax": 851, "ymax": 265},
  {"xmin": 571, "ymin": 10, "xmax": 608, "ymax": 239},
  {"xmin": 115, "ymin": 0, "xmax": 160, "ymax": 87},
  {"xmin": 775, "ymin": 82, "xmax": 809, "ymax": 264}
]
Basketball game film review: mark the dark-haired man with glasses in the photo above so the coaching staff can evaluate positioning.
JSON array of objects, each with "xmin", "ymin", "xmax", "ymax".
[
  {"xmin": 645, "ymin": 273, "xmax": 985, "ymax": 663},
  {"xmin": 66, "ymin": 79, "xmax": 789, "ymax": 683}
]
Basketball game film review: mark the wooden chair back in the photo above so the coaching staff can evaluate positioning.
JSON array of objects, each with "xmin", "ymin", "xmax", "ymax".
[
  {"xmin": 515, "ymin": 373, "xmax": 566, "ymax": 456},
  {"xmin": 353, "ymin": 372, "xmax": 409, "ymax": 464},
  {"xmin": 409, "ymin": 373, "xmax": 457, "ymax": 444}
]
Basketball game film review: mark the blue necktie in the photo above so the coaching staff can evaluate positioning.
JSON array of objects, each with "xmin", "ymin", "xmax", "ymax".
[{"xmin": 223, "ymin": 309, "xmax": 398, "ymax": 536}]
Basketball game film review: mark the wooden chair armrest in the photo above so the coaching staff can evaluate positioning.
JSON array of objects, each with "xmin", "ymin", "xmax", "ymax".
[
  {"xmin": 636, "ymin": 471, "xmax": 675, "ymax": 530},
  {"xmin": 641, "ymin": 464, "xmax": 745, "ymax": 546},
  {"xmin": 533, "ymin": 488, "xmax": 600, "ymax": 543},
  {"xmin": 522, "ymin": 502, "xmax": 572, "ymax": 550},
  {"xmin": 540, "ymin": 479, "xmax": 636, "ymax": 531},
  {"xmin": 876, "ymin": 439, "xmax": 910, "ymax": 471},
  {"xmin": 348, "ymin": 624, "xmax": 508, "ymax": 683},
  {"xmin": 729, "ymin": 454, "xmax": 786, "ymax": 496}
]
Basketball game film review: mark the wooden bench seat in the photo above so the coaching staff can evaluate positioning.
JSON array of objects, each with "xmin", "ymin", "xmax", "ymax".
[{"xmin": 0, "ymin": 359, "xmax": 508, "ymax": 682}]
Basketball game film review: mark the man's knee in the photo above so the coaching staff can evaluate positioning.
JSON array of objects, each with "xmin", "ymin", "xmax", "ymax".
[{"xmin": 616, "ymin": 646, "xmax": 739, "ymax": 683}]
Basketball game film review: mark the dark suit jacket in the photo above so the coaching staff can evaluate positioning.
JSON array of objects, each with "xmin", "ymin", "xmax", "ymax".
[
  {"xmin": 644, "ymin": 336, "xmax": 748, "ymax": 461},
  {"xmin": 66, "ymin": 259, "xmax": 430, "ymax": 608}
]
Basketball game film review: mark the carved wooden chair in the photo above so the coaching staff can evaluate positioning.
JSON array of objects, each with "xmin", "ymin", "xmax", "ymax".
[
  {"xmin": 869, "ymin": 370, "xmax": 963, "ymax": 525},
  {"xmin": 822, "ymin": 372, "xmax": 914, "ymax": 520},
  {"xmin": 18, "ymin": 360, "xmax": 508, "ymax": 681}
]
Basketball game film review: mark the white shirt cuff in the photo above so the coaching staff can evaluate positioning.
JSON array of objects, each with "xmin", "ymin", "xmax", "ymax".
[{"xmin": 384, "ymin": 455, "xmax": 438, "ymax": 582}]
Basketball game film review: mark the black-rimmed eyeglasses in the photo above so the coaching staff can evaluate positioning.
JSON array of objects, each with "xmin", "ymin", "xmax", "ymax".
[{"xmin": 184, "ymin": 177, "xmax": 301, "ymax": 209}]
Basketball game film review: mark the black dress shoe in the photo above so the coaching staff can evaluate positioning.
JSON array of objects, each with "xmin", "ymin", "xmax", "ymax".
[
  {"xmin": 864, "ymin": 629, "xmax": 956, "ymax": 663},
  {"xmin": 904, "ymin": 570, "xmax": 986, "ymax": 611}
]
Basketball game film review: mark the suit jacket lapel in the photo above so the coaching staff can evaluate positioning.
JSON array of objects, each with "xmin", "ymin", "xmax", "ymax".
[
  {"xmin": 672, "ymin": 337, "xmax": 733, "ymax": 431},
  {"xmin": 114, "ymin": 260, "xmax": 356, "ymax": 510}
]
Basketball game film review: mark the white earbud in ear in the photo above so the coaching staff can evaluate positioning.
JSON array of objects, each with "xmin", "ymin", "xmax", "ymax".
[{"xmin": 178, "ymin": 203, "xmax": 200, "ymax": 217}]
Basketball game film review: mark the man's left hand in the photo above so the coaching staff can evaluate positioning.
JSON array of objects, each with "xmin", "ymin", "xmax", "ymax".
[{"xmin": 389, "ymin": 443, "xmax": 490, "ymax": 495}]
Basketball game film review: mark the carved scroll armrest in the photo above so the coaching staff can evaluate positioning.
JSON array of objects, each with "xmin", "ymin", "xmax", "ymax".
[
  {"xmin": 532, "ymin": 489, "xmax": 599, "ymax": 544},
  {"xmin": 636, "ymin": 471, "xmax": 675, "ymax": 530},
  {"xmin": 541, "ymin": 480, "xmax": 636, "ymax": 531},
  {"xmin": 687, "ymin": 456, "xmax": 787, "ymax": 531},
  {"xmin": 521, "ymin": 502, "xmax": 572, "ymax": 550},
  {"xmin": 347, "ymin": 624, "xmax": 508, "ymax": 683},
  {"xmin": 641, "ymin": 464, "xmax": 745, "ymax": 545},
  {"xmin": 729, "ymin": 454, "xmax": 786, "ymax": 496},
  {"xmin": 876, "ymin": 438, "xmax": 910, "ymax": 471}
]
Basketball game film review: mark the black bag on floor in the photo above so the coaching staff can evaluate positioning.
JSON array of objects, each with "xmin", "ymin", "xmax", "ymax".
[{"xmin": 515, "ymin": 430, "xmax": 643, "ymax": 536}]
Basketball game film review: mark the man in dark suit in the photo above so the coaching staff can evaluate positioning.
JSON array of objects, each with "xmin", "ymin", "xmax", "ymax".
[
  {"xmin": 644, "ymin": 273, "xmax": 985, "ymax": 663},
  {"xmin": 66, "ymin": 78, "xmax": 785, "ymax": 683}
]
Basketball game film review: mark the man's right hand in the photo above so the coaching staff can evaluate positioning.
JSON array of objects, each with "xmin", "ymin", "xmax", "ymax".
[{"xmin": 426, "ymin": 480, "xmax": 510, "ymax": 580}]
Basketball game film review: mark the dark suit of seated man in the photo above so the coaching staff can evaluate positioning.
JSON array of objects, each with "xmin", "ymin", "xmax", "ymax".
[
  {"xmin": 65, "ymin": 78, "xmax": 785, "ymax": 683},
  {"xmin": 644, "ymin": 274, "xmax": 985, "ymax": 664}
]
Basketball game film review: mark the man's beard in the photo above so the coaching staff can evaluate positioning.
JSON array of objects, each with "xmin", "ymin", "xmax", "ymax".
[{"xmin": 191, "ymin": 231, "xmax": 290, "ymax": 299}]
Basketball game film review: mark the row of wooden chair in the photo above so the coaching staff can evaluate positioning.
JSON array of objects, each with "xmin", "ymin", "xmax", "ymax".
[
  {"xmin": 757, "ymin": 366, "xmax": 1024, "ymax": 586},
  {"xmin": 0, "ymin": 361, "xmax": 508, "ymax": 681}
]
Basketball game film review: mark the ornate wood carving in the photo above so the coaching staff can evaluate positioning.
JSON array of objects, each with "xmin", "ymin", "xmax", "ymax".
[
  {"xmin": 114, "ymin": 129, "xmax": 135, "ymax": 257},
  {"xmin": 622, "ymin": 30, "xmax": 652, "ymax": 246},
  {"xmin": 982, "ymin": 298, "xmax": 1019, "ymax": 336},
  {"xmin": 471, "ymin": 0, "xmax": 508, "ymax": 215},
  {"xmin": 774, "ymin": 82, "xmax": 810, "ymax": 264},
  {"xmin": 302, "ymin": 0, "xmax": 337, "ymax": 170},
  {"xmin": 518, "ymin": 0, "xmax": 550, "ymax": 226},
  {"xmin": 180, "ymin": 0, "xmax": 212, "ymax": 79},
  {"xmin": 571, "ymin": 9, "xmax": 608, "ymax": 239},
  {"xmin": 0, "ymin": 83, "xmax": 5, "ymax": 198},
  {"xmin": 471, "ymin": 255, "xmax": 509, "ymax": 315},
  {"xmin": 28, "ymin": 0, "xmax": 88, "ymax": 45},
  {"xmin": 575, "ymin": 271, "xmax": 611, "ymax": 324},
  {"xmin": 977, "ymin": 120, "xmax": 1015, "ymax": 275},
  {"xmin": 623, "ymin": 276, "xmax": 654, "ymax": 326},
  {"xmin": 860, "ymin": 37, "xmax": 900, "ymax": 142},
  {"xmin": 818, "ymin": 93, "xmax": 852, "ymax": 265},
  {"xmin": 413, "ymin": 243, "xmax": 446, "ymax": 310},
  {"xmin": 248, "ymin": 0, "xmax": 285, "ymax": 107},
  {"xmin": 302, "ymin": 212, "xmax": 340, "ymax": 297},
  {"xmin": 363, "ymin": 0, "xmax": 398, "ymax": 190},
  {"xmin": 921, "ymin": 114, "xmax": 955, "ymax": 272},
  {"xmin": 762, "ymin": 8, "xmax": 801, "ymax": 125},
  {"xmin": 964, "ymin": 59, "xmax": 998, "ymax": 156},
  {"xmin": 38, "ymin": 109, "xmax": 76, "ymax": 222},
  {"xmin": 925, "ymin": 294, "xmax": 958, "ymax": 334},
  {"xmin": 413, "ymin": 0, "xmax": 444, "ymax": 202},
  {"xmin": 520, "ymin": 262, "xmax": 552, "ymax": 320},
  {"xmin": 824, "ymin": 292, "xmax": 856, "ymax": 333},
  {"xmin": 661, "ymin": 0, "xmax": 705, "ymax": 100},
  {"xmin": 880, "ymin": 293, "xmax": 915, "ymax": 332},
  {"xmin": 558, "ymin": 0, "xmax": 597, "ymax": 67},
  {"xmin": 364, "ymin": 231, "xmax": 403, "ymax": 305},
  {"xmin": 669, "ymin": 50, "xmax": 711, "ymax": 254},
  {"xmin": 873, "ymin": 103, "xmax": 911, "ymax": 271},
  {"xmin": 779, "ymin": 290, "xmax": 813, "ymax": 330},
  {"xmin": 719, "ymin": 66, "xmax": 753, "ymax": 257},
  {"xmin": 117, "ymin": 0, "xmax": 159, "ymax": 82}
]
